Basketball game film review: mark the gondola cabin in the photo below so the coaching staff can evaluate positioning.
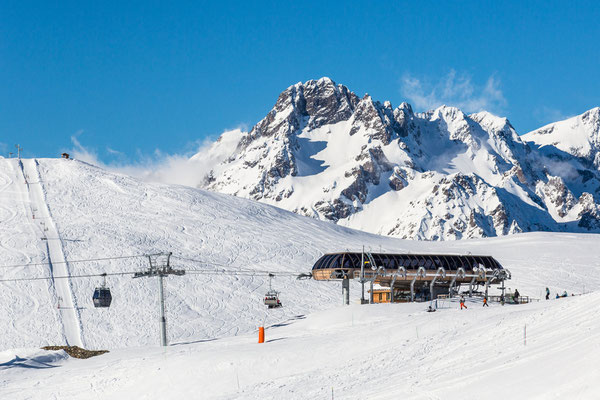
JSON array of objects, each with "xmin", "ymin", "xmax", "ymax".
[{"xmin": 92, "ymin": 287, "xmax": 112, "ymax": 308}]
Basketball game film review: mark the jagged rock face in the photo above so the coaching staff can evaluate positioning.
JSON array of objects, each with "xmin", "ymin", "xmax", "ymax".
[
  {"xmin": 303, "ymin": 79, "xmax": 359, "ymax": 129},
  {"xmin": 536, "ymin": 176, "xmax": 577, "ymax": 218},
  {"xmin": 199, "ymin": 78, "xmax": 600, "ymax": 240}
]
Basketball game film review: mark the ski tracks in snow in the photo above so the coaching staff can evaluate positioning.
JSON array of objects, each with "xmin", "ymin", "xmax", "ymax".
[
  {"xmin": 0, "ymin": 159, "xmax": 63, "ymax": 345},
  {"xmin": 20, "ymin": 159, "xmax": 84, "ymax": 347}
]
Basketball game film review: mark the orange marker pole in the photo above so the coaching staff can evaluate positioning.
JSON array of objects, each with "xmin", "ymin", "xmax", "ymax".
[{"xmin": 258, "ymin": 327, "xmax": 265, "ymax": 343}]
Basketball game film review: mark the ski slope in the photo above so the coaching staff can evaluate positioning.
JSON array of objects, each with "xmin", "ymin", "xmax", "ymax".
[
  {"xmin": 0, "ymin": 158, "xmax": 599, "ymax": 352},
  {"xmin": 2, "ymin": 293, "xmax": 599, "ymax": 399},
  {"xmin": 20, "ymin": 159, "xmax": 84, "ymax": 347},
  {"xmin": 0, "ymin": 159, "xmax": 64, "ymax": 348},
  {"xmin": 0, "ymin": 157, "xmax": 408, "ymax": 349},
  {"xmin": 1, "ymin": 158, "xmax": 600, "ymax": 398}
]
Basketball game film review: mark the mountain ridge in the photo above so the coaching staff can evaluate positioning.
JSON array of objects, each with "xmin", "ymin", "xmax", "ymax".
[{"xmin": 199, "ymin": 78, "xmax": 600, "ymax": 240}]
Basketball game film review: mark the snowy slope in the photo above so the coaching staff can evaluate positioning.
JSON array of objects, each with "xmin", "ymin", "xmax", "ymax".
[
  {"xmin": 0, "ymin": 157, "xmax": 402, "ymax": 349},
  {"xmin": 523, "ymin": 107, "xmax": 600, "ymax": 165},
  {"xmin": 2, "ymin": 293, "xmax": 600, "ymax": 399},
  {"xmin": 199, "ymin": 78, "xmax": 600, "ymax": 240},
  {"xmin": 0, "ymin": 159, "xmax": 64, "ymax": 348},
  {"xmin": 1, "ymin": 157, "xmax": 599, "ymax": 353},
  {"xmin": 1, "ymin": 157, "xmax": 600, "ymax": 399}
]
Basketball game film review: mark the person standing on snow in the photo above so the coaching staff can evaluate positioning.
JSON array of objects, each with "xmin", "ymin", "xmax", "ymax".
[
  {"xmin": 546, "ymin": 287, "xmax": 550, "ymax": 300},
  {"xmin": 514, "ymin": 289, "xmax": 520, "ymax": 303},
  {"xmin": 483, "ymin": 295, "xmax": 489, "ymax": 307},
  {"xmin": 460, "ymin": 295, "xmax": 467, "ymax": 310}
]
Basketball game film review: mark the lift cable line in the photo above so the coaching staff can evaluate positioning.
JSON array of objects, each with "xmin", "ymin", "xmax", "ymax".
[
  {"xmin": 0, "ymin": 251, "xmax": 305, "ymax": 346},
  {"xmin": 184, "ymin": 270, "xmax": 301, "ymax": 277},
  {"xmin": 0, "ymin": 253, "xmax": 156, "ymax": 270},
  {"xmin": 171, "ymin": 255, "xmax": 286, "ymax": 274},
  {"xmin": 0, "ymin": 268, "xmax": 304, "ymax": 283},
  {"xmin": 0, "ymin": 270, "xmax": 139, "ymax": 283},
  {"xmin": 0, "ymin": 253, "xmax": 304, "ymax": 276}
]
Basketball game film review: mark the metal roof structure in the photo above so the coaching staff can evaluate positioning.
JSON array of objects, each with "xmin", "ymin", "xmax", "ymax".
[{"xmin": 312, "ymin": 252, "xmax": 503, "ymax": 272}]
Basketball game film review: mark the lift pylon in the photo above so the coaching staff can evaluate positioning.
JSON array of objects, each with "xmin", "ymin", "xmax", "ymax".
[{"xmin": 133, "ymin": 252, "xmax": 185, "ymax": 346}]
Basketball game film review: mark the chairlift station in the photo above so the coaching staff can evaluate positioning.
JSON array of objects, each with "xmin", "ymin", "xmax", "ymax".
[{"xmin": 312, "ymin": 252, "xmax": 510, "ymax": 304}]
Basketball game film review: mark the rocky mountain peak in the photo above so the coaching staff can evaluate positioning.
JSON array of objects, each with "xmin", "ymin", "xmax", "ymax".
[
  {"xmin": 398, "ymin": 102, "xmax": 413, "ymax": 113},
  {"xmin": 199, "ymin": 79, "xmax": 600, "ymax": 240},
  {"xmin": 302, "ymin": 77, "xmax": 359, "ymax": 129}
]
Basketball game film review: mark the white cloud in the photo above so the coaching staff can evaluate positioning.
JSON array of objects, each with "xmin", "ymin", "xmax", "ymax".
[
  {"xmin": 401, "ymin": 70, "xmax": 507, "ymax": 114},
  {"xmin": 67, "ymin": 128, "xmax": 246, "ymax": 187},
  {"xmin": 533, "ymin": 106, "xmax": 573, "ymax": 126},
  {"xmin": 106, "ymin": 147, "xmax": 125, "ymax": 157},
  {"xmin": 69, "ymin": 131, "xmax": 106, "ymax": 167}
]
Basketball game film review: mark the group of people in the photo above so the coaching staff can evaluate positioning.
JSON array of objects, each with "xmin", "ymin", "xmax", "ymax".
[
  {"xmin": 456, "ymin": 286, "xmax": 575, "ymax": 310},
  {"xmin": 545, "ymin": 287, "xmax": 569, "ymax": 300},
  {"xmin": 458, "ymin": 288, "xmax": 520, "ymax": 310},
  {"xmin": 459, "ymin": 294, "xmax": 490, "ymax": 309}
]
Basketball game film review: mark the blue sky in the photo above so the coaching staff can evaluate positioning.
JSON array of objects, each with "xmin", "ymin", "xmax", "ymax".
[{"xmin": 1, "ymin": 0, "xmax": 599, "ymax": 162}]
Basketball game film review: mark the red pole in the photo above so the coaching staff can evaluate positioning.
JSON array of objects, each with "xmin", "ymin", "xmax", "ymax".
[{"xmin": 258, "ymin": 327, "xmax": 265, "ymax": 343}]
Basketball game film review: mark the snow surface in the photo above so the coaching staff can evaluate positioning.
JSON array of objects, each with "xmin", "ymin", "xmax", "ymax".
[
  {"xmin": 2, "ymin": 294, "xmax": 600, "ymax": 399},
  {"xmin": 1, "ymin": 158, "xmax": 600, "ymax": 398},
  {"xmin": 523, "ymin": 108, "xmax": 600, "ymax": 159}
]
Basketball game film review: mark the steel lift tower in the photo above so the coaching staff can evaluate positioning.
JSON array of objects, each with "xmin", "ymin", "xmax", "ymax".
[{"xmin": 134, "ymin": 252, "xmax": 185, "ymax": 346}]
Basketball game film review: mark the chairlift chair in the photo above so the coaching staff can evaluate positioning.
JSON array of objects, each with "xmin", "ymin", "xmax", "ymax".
[
  {"xmin": 264, "ymin": 273, "xmax": 282, "ymax": 309},
  {"xmin": 93, "ymin": 273, "xmax": 112, "ymax": 308}
]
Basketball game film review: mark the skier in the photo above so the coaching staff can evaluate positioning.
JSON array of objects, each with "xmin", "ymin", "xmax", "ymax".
[
  {"xmin": 460, "ymin": 295, "xmax": 467, "ymax": 310},
  {"xmin": 514, "ymin": 289, "xmax": 520, "ymax": 303},
  {"xmin": 556, "ymin": 293, "xmax": 559, "ymax": 299},
  {"xmin": 545, "ymin": 287, "xmax": 550, "ymax": 300},
  {"xmin": 483, "ymin": 295, "xmax": 489, "ymax": 307}
]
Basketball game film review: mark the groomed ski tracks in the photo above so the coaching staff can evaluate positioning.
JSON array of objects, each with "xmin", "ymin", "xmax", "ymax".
[{"xmin": 20, "ymin": 158, "xmax": 84, "ymax": 347}]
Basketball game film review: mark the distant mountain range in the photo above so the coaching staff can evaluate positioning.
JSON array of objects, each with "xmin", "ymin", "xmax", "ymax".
[{"xmin": 197, "ymin": 77, "xmax": 600, "ymax": 240}]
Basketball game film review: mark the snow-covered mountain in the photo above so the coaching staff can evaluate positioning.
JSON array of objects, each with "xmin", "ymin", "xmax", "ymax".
[
  {"xmin": 523, "ymin": 107, "xmax": 600, "ymax": 165},
  {"xmin": 199, "ymin": 78, "xmax": 600, "ymax": 240}
]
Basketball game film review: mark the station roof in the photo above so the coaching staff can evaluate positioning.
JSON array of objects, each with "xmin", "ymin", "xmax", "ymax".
[{"xmin": 312, "ymin": 252, "xmax": 503, "ymax": 271}]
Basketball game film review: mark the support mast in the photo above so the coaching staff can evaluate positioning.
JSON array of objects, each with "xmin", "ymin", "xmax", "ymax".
[
  {"xmin": 360, "ymin": 246, "xmax": 365, "ymax": 304},
  {"xmin": 134, "ymin": 252, "xmax": 185, "ymax": 346}
]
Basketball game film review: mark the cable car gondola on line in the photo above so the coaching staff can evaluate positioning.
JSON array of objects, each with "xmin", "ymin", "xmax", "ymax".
[
  {"xmin": 264, "ymin": 273, "xmax": 282, "ymax": 309},
  {"xmin": 93, "ymin": 273, "xmax": 112, "ymax": 308}
]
